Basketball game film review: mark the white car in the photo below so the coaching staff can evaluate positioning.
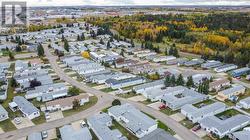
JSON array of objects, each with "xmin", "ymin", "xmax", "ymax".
[
  {"xmin": 14, "ymin": 117, "xmax": 22, "ymax": 125},
  {"xmin": 80, "ymin": 121, "xmax": 87, "ymax": 128}
]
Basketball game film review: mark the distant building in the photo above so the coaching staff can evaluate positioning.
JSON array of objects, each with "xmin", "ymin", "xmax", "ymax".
[
  {"xmin": 201, "ymin": 61, "xmax": 222, "ymax": 69},
  {"xmin": 60, "ymin": 125, "xmax": 92, "ymax": 140},
  {"xmin": 108, "ymin": 104, "xmax": 157, "ymax": 138},
  {"xmin": 161, "ymin": 86, "xmax": 208, "ymax": 110},
  {"xmin": 214, "ymin": 64, "xmax": 238, "ymax": 73},
  {"xmin": 11, "ymin": 96, "xmax": 40, "ymax": 120},
  {"xmin": 216, "ymin": 85, "xmax": 246, "ymax": 101},
  {"xmin": 181, "ymin": 102, "xmax": 227, "ymax": 123},
  {"xmin": 133, "ymin": 80, "xmax": 165, "ymax": 94},
  {"xmin": 45, "ymin": 94, "xmax": 89, "ymax": 111},
  {"xmin": 0, "ymin": 105, "xmax": 8, "ymax": 122},
  {"xmin": 209, "ymin": 79, "xmax": 231, "ymax": 91},
  {"xmin": 237, "ymin": 97, "xmax": 250, "ymax": 109},
  {"xmin": 139, "ymin": 128, "xmax": 177, "ymax": 140},
  {"xmin": 105, "ymin": 77, "xmax": 146, "ymax": 90},
  {"xmin": 199, "ymin": 114, "xmax": 250, "ymax": 138},
  {"xmin": 87, "ymin": 113, "xmax": 127, "ymax": 140},
  {"xmin": 231, "ymin": 67, "xmax": 250, "ymax": 78}
]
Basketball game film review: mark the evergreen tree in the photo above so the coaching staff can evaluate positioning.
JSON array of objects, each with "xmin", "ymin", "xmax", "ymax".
[
  {"xmin": 64, "ymin": 39, "xmax": 69, "ymax": 52},
  {"xmin": 186, "ymin": 76, "xmax": 194, "ymax": 88},
  {"xmin": 164, "ymin": 75, "xmax": 171, "ymax": 87},
  {"xmin": 107, "ymin": 41, "xmax": 111, "ymax": 50},
  {"xmin": 176, "ymin": 74, "xmax": 185, "ymax": 86},
  {"xmin": 165, "ymin": 48, "xmax": 168, "ymax": 55},
  {"xmin": 8, "ymin": 51, "xmax": 15, "ymax": 60},
  {"xmin": 100, "ymin": 38, "xmax": 104, "ymax": 45},
  {"xmin": 170, "ymin": 75, "xmax": 176, "ymax": 87},
  {"xmin": 37, "ymin": 44, "xmax": 44, "ymax": 57},
  {"xmin": 15, "ymin": 45, "xmax": 22, "ymax": 52},
  {"xmin": 77, "ymin": 35, "xmax": 81, "ymax": 41},
  {"xmin": 81, "ymin": 33, "xmax": 85, "ymax": 40},
  {"xmin": 131, "ymin": 39, "xmax": 135, "ymax": 48}
]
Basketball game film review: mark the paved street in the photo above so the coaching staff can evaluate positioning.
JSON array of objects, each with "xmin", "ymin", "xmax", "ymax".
[{"xmin": 0, "ymin": 46, "xmax": 201, "ymax": 140}]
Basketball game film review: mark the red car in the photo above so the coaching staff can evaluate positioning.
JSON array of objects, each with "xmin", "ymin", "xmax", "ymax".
[
  {"xmin": 192, "ymin": 125, "xmax": 201, "ymax": 132},
  {"xmin": 159, "ymin": 104, "xmax": 166, "ymax": 110}
]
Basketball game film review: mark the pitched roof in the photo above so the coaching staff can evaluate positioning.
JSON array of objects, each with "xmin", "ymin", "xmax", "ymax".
[
  {"xmin": 60, "ymin": 125, "xmax": 92, "ymax": 140},
  {"xmin": 13, "ymin": 96, "xmax": 39, "ymax": 115},
  {"xmin": 139, "ymin": 128, "xmax": 177, "ymax": 140}
]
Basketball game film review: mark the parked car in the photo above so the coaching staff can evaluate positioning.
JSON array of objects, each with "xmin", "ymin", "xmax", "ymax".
[
  {"xmin": 192, "ymin": 125, "xmax": 201, "ymax": 132},
  {"xmin": 14, "ymin": 117, "xmax": 22, "ymax": 125},
  {"xmin": 45, "ymin": 113, "xmax": 50, "ymax": 120},
  {"xmin": 80, "ymin": 121, "xmax": 87, "ymax": 128},
  {"xmin": 159, "ymin": 104, "xmax": 166, "ymax": 110},
  {"xmin": 41, "ymin": 131, "xmax": 48, "ymax": 139}
]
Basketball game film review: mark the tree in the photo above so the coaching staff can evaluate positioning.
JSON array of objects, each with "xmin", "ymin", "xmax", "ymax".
[
  {"xmin": 30, "ymin": 79, "xmax": 41, "ymax": 88},
  {"xmin": 100, "ymin": 38, "xmax": 104, "ymax": 45},
  {"xmin": 8, "ymin": 51, "xmax": 15, "ymax": 60},
  {"xmin": 73, "ymin": 99, "xmax": 80, "ymax": 110},
  {"xmin": 64, "ymin": 39, "xmax": 69, "ymax": 52},
  {"xmin": 186, "ymin": 76, "xmax": 194, "ymax": 88},
  {"xmin": 15, "ymin": 46, "xmax": 22, "ymax": 52},
  {"xmin": 164, "ymin": 75, "xmax": 171, "ymax": 87},
  {"xmin": 112, "ymin": 99, "xmax": 121, "ymax": 106},
  {"xmin": 68, "ymin": 86, "xmax": 80, "ymax": 96},
  {"xmin": 10, "ymin": 78, "xmax": 18, "ymax": 88},
  {"xmin": 107, "ymin": 41, "xmax": 111, "ymax": 50},
  {"xmin": 164, "ymin": 48, "xmax": 168, "ymax": 55},
  {"xmin": 37, "ymin": 44, "xmax": 44, "ymax": 57},
  {"xmin": 120, "ymin": 49, "xmax": 125, "ymax": 57},
  {"xmin": 176, "ymin": 74, "xmax": 185, "ymax": 86},
  {"xmin": 131, "ymin": 39, "xmax": 135, "ymax": 48},
  {"xmin": 170, "ymin": 75, "xmax": 176, "ymax": 87}
]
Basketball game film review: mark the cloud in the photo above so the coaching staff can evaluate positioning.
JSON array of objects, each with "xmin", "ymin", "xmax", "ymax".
[{"xmin": 3, "ymin": 0, "xmax": 250, "ymax": 6}]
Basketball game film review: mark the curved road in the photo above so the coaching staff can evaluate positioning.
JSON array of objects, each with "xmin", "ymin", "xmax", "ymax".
[{"xmin": 0, "ymin": 46, "xmax": 200, "ymax": 140}]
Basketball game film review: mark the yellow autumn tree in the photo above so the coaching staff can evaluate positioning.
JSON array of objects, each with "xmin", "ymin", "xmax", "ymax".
[{"xmin": 82, "ymin": 51, "xmax": 90, "ymax": 59}]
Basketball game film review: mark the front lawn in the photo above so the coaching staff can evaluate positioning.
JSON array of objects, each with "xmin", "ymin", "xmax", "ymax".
[
  {"xmin": 215, "ymin": 109, "xmax": 241, "ymax": 118},
  {"xmin": 111, "ymin": 121, "xmax": 138, "ymax": 140},
  {"xmin": 0, "ymin": 119, "xmax": 16, "ymax": 132},
  {"xmin": 63, "ymin": 96, "xmax": 98, "ymax": 117},
  {"xmin": 117, "ymin": 92, "xmax": 137, "ymax": 98},
  {"xmin": 157, "ymin": 121, "xmax": 176, "ymax": 135},
  {"xmin": 100, "ymin": 88, "xmax": 117, "ymax": 93},
  {"xmin": 160, "ymin": 108, "xmax": 179, "ymax": 116},
  {"xmin": 180, "ymin": 119, "xmax": 195, "ymax": 129}
]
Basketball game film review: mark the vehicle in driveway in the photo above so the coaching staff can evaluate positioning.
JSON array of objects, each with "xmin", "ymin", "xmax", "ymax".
[
  {"xmin": 42, "ymin": 131, "xmax": 48, "ymax": 139},
  {"xmin": 159, "ymin": 104, "xmax": 167, "ymax": 110},
  {"xmin": 80, "ymin": 120, "xmax": 87, "ymax": 128},
  {"xmin": 45, "ymin": 113, "xmax": 50, "ymax": 120},
  {"xmin": 192, "ymin": 125, "xmax": 201, "ymax": 132},
  {"xmin": 14, "ymin": 117, "xmax": 22, "ymax": 125}
]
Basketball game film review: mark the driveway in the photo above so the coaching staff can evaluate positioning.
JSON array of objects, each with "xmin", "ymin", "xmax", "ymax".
[
  {"xmin": 170, "ymin": 113, "xmax": 186, "ymax": 122},
  {"xmin": 47, "ymin": 111, "xmax": 64, "ymax": 122},
  {"xmin": 44, "ymin": 128, "xmax": 57, "ymax": 140},
  {"xmin": 12, "ymin": 117, "xmax": 34, "ymax": 129},
  {"xmin": 147, "ymin": 102, "xmax": 162, "ymax": 110},
  {"xmin": 128, "ymin": 95, "xmax": 147, "ymax": 102},
  {"xmin": 71, "ymin": 120, "xmax": 82, "ymax": 131}
]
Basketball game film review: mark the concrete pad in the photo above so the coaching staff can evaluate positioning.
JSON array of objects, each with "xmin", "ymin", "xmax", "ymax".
[
  {"xmin": 128, "ymin": 95, "xmax": 147, "ymax": 102},
  {"xmin": 47, "ymin": 111, "xmax": 64, "ymax": 122},
  {"xmin": 87, "ymin": 93, "xmax": 94, "ymax": 97},
  {"xmin": 12, "ymin": 117, "xmax": 34, "ymax": 129},
  {"xmin": 93, "ymin": 84, "xmax": 108, "ymax": 90},
  {"xmin": 66, "ymin": 71, "xmax": 76, "ymax": 75},
  {"xmin": 170, "ymin": 113, "xmax": 185, "ymax": 122},
  {"xmin": 147, "ymin": 102, "xmax": 162, "ymax": 110},
  {"xmin": 44, "ymin": 128, "xmax": 57, "ymax": 140},
  {"xmin": 0, "ymin": 127, "xmax": 4, "ymax": 134},
  {"xmin": 174, "ymin": 134, "xmax": 184, "ymax": 140},
  {"xmin": 71, "ymin": 120, "xmax": 82, "ymax": 131},
  {"xmin": 191, "ymin": 129, "xmax": 207, "ymax": 138}
]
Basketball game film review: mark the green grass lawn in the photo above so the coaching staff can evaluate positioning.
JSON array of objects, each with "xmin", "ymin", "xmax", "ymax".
[
  {"xmin": 100, "ymin": 88, "xmax": 117, "ymax": 93},
  {"xmin": 117, "ymin": 92, "xmax": 137, "ymax": 98},
  {"xmin": 86, "ymin": 83, "xmax": 99, "ymax": 87},
  {"xmin": 215, "ymin": 109, "xmax": 241, "ymax": 118},
  {"xmin": 32, "ymin": 112, "xmax": 46, "ymax": 125},
  {"xmin": 160, "ymin": 108, "xmax": 179, "ymax": 116},
  {"xmin": 180, "ymin": 119, "xmax": 195, "ymax": 129},
  {"xmin": 193, "ymin": 100, "xmax": 215, "ymax": 108},
  {"xmin": 112, "ymin": 121, "xmax": 138, "ymax": 140},
  {"xmin": 139, "ymin": 99, "xmax": 155, "ymax": 105},
  {"xmin": 157, "ymin": 121, "xmax": 176, "ymax": 135},
  {"xmin": 63, "ymin": 96, "xmax": 98, "ymax": 117},
  {"xmin": 0, "ymin": 119, "xmax": 16, "ymax": 132}
]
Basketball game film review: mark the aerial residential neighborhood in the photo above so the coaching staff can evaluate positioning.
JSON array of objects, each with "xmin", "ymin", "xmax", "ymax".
[{"xmin": 1, "ymin": 1, "xmax": 250, "ymax": 140}]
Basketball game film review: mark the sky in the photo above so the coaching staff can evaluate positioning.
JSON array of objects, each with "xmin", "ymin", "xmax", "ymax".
[{"xmin": 1, "ymin": 0, "xmax": 250, "ymax": 7}]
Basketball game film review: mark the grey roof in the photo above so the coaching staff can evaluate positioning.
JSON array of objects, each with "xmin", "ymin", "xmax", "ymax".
[
  {"xmin": 28, "ymin": 132, "xmax": 42, "ymax": 140},
  {"xmin": 139, "ymin": 128, "xmax": 177, "ymax": 140},
  {"xmin": 26, "ymin": 83, "xmax": 66, "ymax": 95},
  {"xmin": 15, "ymin": 60, "xmax": 28, "ymax": 71},
  {"xmin": 106, "ymin": 76, "xmax": 145, "ymax": 85},
  {"xmin": 108, "ymin": 104, "xmax": 157, "ymax": 136},
  {"xmin": 200, "ymin": 114, "xmax": 250, "ymax": 134},
  {"xmin": 133, "ymin": 80, "xmax": 164, "ymax": 91},
  {"xmin": 231, "ymin": 130, "xmax": 250, "ymax": 140},
  {"xmin": 239, "ymin": 97, "xmax": 250, "ymax": 105},
  {"xmin": 87, "ymin": 113, "xmax": 127, "ymax": 140},
  {"xmin": 220, "ymin": 85, "xmax": 245, "ymax": 96},
  {"xmin": 201, "ymin": 61, "xmax": 222, "ymax": 69},
  {"xmin": 60, "ymin": 125, "xmax": 92, "ymax": 140},
  {"xmin": 181, "ymin": 102, "xmax": 226, "ymax": 118},
  {"xmin": 232, "ymin": 67, "xmax": 250, "ymax": 74},
  {"xmin": 0, "ymin": 105, "xmax": 8, "ymax": 115},
  {"xmin": 13, "ymin": 96, "xmax": 39, "ymax": 115},
  {"xmin": 214, "ymin": 64, "xmax": 237, "ymax": 71},
  {"xmin": 161, "ymin": 86, "xmax": 208, "ymax": 110}
]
